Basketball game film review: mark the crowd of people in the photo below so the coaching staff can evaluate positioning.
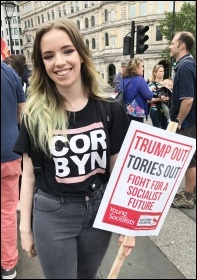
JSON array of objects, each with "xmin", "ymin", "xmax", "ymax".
[
  {"xmin": 113, "ymin": 31, "xmax": 196, "ymax": 211},
  {"xmin": 1, "ymin": 15, "xmax": 196, "ymax": 280}
]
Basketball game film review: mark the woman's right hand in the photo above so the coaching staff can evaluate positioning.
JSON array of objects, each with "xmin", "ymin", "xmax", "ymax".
[{"xmin": 20, "ymin": 229, "xmax": 37, "ymax": 258}]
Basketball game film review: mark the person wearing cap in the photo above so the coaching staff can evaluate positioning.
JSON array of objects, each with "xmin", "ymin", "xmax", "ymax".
[{"xmin": 113, "ymin": 61, "xmax": 127, "ymax": 93}]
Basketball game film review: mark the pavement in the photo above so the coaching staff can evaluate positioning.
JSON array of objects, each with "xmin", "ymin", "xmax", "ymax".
[{"xmin": 15, "ymin": 91, "xmax": 196, "ymax": 279}]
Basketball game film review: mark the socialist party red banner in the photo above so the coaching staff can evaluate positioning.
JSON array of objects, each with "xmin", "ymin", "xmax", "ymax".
[{"xmin": 1, "ymin": 38, "xmax": 10, "ymax": 59}]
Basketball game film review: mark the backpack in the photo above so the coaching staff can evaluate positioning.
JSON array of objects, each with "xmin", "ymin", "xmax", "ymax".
[{"xmin": 115, "ymin": 77, "xmax": 135, "ymax": 111}]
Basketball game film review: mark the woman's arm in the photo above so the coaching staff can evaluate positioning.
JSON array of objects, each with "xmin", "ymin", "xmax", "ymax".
[
  {"xmin": 19, "ymin": 153, "xmax": 37, "ymax": 258},
  {"xmin": 139, "ymin": 77, "xmax": 153, "ymax": 101},
  {"xmin": 148, "ymin": 95, "xmax": 169, "ymax": 104}
]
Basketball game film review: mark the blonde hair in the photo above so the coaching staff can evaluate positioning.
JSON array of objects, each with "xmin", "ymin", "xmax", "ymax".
[
  {"xmin": 151, "ymin": 64, "xmax": 164, "ymax": 82},
  {"xmin": 23, "ymin": 18, "xmax": 108, "ymax": 156},
  {"xmin": 162, "ymin": 78, "xmax": 173, "ymax": 89},
  {"xmin": 122, "ymin": 57, "xmax": 143, "ymax": 78}
]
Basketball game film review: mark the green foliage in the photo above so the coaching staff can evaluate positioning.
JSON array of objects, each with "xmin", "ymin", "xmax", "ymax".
[{"xmin": 159, "ymin": 3, "xmax": 196, "ymax": 62}]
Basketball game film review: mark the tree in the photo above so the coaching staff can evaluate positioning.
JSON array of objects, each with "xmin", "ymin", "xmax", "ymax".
[{"xmin": 159, "ymin": 3, "xmax": 196, "ymax": 63}]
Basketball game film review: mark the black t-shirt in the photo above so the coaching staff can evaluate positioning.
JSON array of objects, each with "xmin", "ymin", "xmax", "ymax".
[{"xmin": 13, "ymin": 98, "xmax": 130, "ymax": 197}]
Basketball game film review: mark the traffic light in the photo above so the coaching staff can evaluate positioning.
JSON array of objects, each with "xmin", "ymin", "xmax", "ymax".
[
  {"xmin": 123, "ymin": 36, "xmax": 131, "ymax": 55},
  {"xmin": 136, "ymin": 25, "xmax": 149, "ymax": 54},
  {"xmin": 173, "ymin": 61, "xmax": 176, "ymax": 67}
]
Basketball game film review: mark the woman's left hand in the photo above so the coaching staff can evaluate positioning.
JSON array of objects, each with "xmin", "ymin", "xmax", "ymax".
[{"xmin": 118, "ymin": 235, "xmax": 135, "ymax": 257}]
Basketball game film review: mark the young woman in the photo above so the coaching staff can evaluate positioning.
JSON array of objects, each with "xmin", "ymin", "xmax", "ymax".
[
  {"xmin": 13, "ymin": 18, "xmax": 133, "ymax": 279},
  {"xmin": 120, "ymin": 58, "xmax": 153, "ymax": 123},
  {"xmin": 148, "ymin": 65, "xmax": 169, "ymax": 129}
]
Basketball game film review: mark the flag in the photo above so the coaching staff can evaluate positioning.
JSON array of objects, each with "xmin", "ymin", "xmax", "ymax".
[{"xmin": 1, "ymin": 37, "xmax": 10, "ymax": 60}]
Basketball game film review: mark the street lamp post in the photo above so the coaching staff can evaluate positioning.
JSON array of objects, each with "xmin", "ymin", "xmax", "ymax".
[
  {"xmin": 170, "ymin": 1, "xmax": 176, "ymax": 77},
  {"xmin": 1, "ymin": 1, "xmax": 17, "ymax": 54}
]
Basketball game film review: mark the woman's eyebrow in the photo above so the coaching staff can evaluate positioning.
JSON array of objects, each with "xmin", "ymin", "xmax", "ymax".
[{"xmin": 42, "ymin": 44, "xmax": 75, "ymax": 55}]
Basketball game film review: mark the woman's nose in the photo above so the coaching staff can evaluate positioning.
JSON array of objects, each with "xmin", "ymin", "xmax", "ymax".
[{"xmin": 55, "ymin": 55, "xmax": 66, "ymax": 66}]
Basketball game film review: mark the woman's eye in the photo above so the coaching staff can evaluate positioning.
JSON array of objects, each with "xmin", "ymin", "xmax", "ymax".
[
  {"xmin": 43, "ymin": 54, "xmax": 53, "ymax": 60},
  {"xmin": 64, "ymin": 49, "xmax": 75, "ymax": 55}
]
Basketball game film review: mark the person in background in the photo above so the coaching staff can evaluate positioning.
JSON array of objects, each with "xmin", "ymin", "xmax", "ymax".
[
  {"xmin": 1, "ymin": 62, "xmax": 26, "ymax": 279},
  {"xmin": 120, "ymin": 57, "xmax": 153, "ymax": 123},
  {"xmin": 162, "ymin": 78, "xmax": 173, "ymax": 91},
  {"xmin": 169, "ymin": 31, "xmax": 196, "ymax": 209},
  {"xmin": 3, "ymin": 54, "xmax": 24, "ymax": 82},
  {"xmin": 113, "ymin": 61, "xmax": 127, "ymax": 93},
  {"xmin": 17, "ymin": 54, "xmax": 32, "ymax": 95},
  {"xmin": 13, "ymin": 18, "xmax": 133, "ymax": 279},
  {"xmin": 157, "ymin": 78, "xmax": 173, "ymax": 123},
  {"xmin": 148, "ymin": 65, "xmax": 169, "ymax": 129},
  {"xmin": 3, "ymin": 54, "xmax": 26, "ymax": 212}
]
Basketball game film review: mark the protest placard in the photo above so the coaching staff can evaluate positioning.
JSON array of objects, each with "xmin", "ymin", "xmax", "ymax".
[{"xmin": 93, "ymin": 121, "xmax": 196, "ymax": 237}]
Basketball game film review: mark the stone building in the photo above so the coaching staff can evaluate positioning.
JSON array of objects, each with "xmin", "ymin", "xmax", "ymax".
[{"xmin": 17, "ymin": 1, "xmax": 194, "ymax": 85}]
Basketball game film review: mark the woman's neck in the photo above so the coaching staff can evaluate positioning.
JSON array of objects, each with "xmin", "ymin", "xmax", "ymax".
[{"xmin": 155, "ymin": 79, "xmax": 163, "ymax": 84}]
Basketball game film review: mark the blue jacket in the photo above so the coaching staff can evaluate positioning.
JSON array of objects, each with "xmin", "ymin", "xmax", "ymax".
[{"xmin": 120, "ymin": 76, "xmax": 153, "ymax": 120}]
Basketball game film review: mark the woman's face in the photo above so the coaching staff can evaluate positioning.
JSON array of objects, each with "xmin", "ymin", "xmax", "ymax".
[
  {"xmin": 137, "ymin": 62, "xmax": 144, "ymax": 76},
  {"xmin": 40, "ymin": 28, "xmax": 83, "ymax": 91},
  {"xmin": 154, "ymin": 66, "xmax": 164, "ymax": 80}
]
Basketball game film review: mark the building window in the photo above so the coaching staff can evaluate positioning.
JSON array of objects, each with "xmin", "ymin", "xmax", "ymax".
[
  {"xmin": 86, "ymin": 39, "xmax": 89, "ymax": 48},
  {"xmin": 85, "ymin": 18, "xmax": 89, "ymax": 28},
  {"xmin": 105, "ymin": 33, "xmax": 109, "ymax": 46},
  {"xmin": 71, "ymin": 2, "xmax": 74, "ymax": 13},
  {"xmin": 58, "ymin": 8, "xmax": 61, "ymax": 17},
  {"xmin": 156, "ymin": 1, "xmax": 164, "ymax": 13},
  {"xmin": 12, "ymin": 16, "xmax": 17, "ymax": 24},
  {"xmin": 48, "ymin": 13, "xmax": 50, "ymax": 21},
  {"xmin": 156, "ymin": 26, "xmax": 162, "ymax": 41},
  {"xmin": 15, "ymin": 39, "xmax": 19, "ymax": 45},
  {"xmin": 27, "ymin": 35, "xmax": 32, "ymax": 43},
  {"xmin": 111, "ymin": 36, "xmax": 116, "ymax": 46},
  {"xmin": 168, "ymin": 1, "xmax": 174, "ymax": 12},
  {"xmin": 129, "ymin": 3, "xmax": 136, "ymax": 18},
  {"xmin": 140, "ymin": 2, "xmax": 146, "ymax": 16},
  {"xmin": 92, "ymin": 38, "xmax": 96, "ymax": 49},
  {"xmin": 111, "ymin": 10, "xmax": 116, "ymax": 21},
  {"xmin": 14, "ymin": 28, "xmax": 18, "ymax": 35},
  {"xmin": 76, "ymin": 1, "xmax": 80, "ymax": 11},
  {"xmin": 28, "ymin": 20, "xmax": 30, "ymax": 28},
  {"xmin": 85, "ymin": 2, "xmax": 88, "ymax": 8},
  {"xmin": 37, "ymin": 16, "xmax": 40, "ymax": 25},
  {"xmin": 41, "ymin": 15, "xmax": 44, "ymax": 23},
  {"xmin": 104, "ymin": 9, "xmax": 109, "ymax": 22},
  {"xmin": 91, "ymin": 16, "xmax": 95, "ymax": 27},
  {"xmin": 31, "ymin": 19, "xmax": 33, "ymax": 27},
  {"xmin": 63, "ymin": 5, "xmax": 66, "ymax": 15},
  {"xmin": 52, "ymin": 11, "xmax": 55, "ymax": 19},
  {"xmin": 77, "ymin": 20, "xmax": 80, "ymax": 30}
]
